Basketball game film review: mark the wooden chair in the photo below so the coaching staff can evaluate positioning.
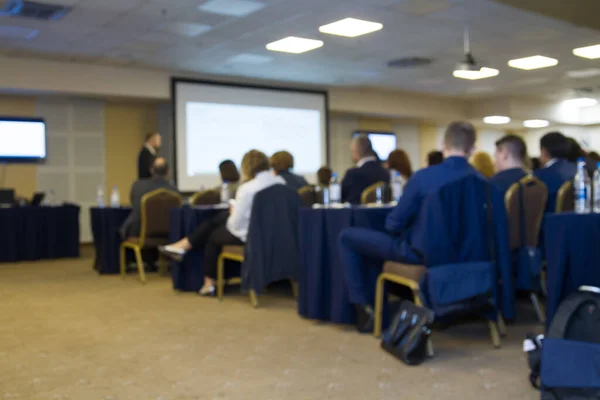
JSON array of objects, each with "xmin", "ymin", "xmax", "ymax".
[
  {"xmin": 505, "ymin": 176, "xmax": 548, "ymax": 323},
  {"xmin": 360, "ymin": 181, "xmax": 386, "ymax": 204},
  {"xmin": 190, "ymin": 189, "xmax": 220, "ymax": 206},
  {"xmin": 297, "ymin": 185, "xmax": 316, "ymax": 207},
  {"xmin": 120, "ymin": 188, "xmax": 182, "ymax": 283},
  {"xmin": 556, "ymin": 181, "xmax": 574, "ymax": 212}
]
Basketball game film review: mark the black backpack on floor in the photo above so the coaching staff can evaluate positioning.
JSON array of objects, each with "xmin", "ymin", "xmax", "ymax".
[{"xmin": 526, "ymin": 286, "xmax": 600, "ymax": 399}]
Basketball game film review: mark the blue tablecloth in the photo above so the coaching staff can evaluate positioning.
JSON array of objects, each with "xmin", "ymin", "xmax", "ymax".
[
  {"xmin": 545, "ymin": 212, "xmax": 600, "ymax": 326},
  {"xmin": 169, "ymin": 206, "xmax": 226, "ymax": 292},
  {"xmin": 0, "ymin": 204, "xmax": 80, "ymax": 262},
  {"xmin": 90, "ymin": 207, "xmax": 132, "ymax": 274},
  {"xmin": 297, "ymin": 206, "xmax": 392, "ymax": 324}
]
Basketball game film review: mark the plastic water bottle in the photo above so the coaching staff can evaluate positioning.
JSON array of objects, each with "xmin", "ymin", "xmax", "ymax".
[
  {"xmin": 594, "ymin": 162, "xmax": 600, "ymax": 213},
  {"xmin": 320, "ymin": 186, "xmax": 330, "ymax": 206},
  {"xmin": 375, "ymin": 185, "xmax": 383, "ymax": 205},
  {"xmin": 96, "ymin": 185, "xmax": 105, "ymax": 208},
  {"xmin": 220, "ymin": 181, "xmax": 230, "ymax": 204},
  {"xmin": 391, "ymin": 171, "xmax": 404, "ymax": 203},
  {"xmin": 329, "ymin": 173, "xmax": 341, "ymax": 205},
  {"xmin": 574, "ymin": 158, "xmax": 590, "ymax": 214},
  {"xmin": 110, "ymin": 186, "xmax": 120, "ymax": 208}
]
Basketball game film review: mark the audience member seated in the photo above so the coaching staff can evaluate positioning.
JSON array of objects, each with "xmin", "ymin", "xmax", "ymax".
[
  {"xmin": 218, "ymin": 159, "xmax": 241, "ymax": 195},
  {"xmin": 339, "ymin": 121, "xmax": 480, "ymax": 332},
  {"xmin": 534, "ymin": 132, "xmax": 577, "ymax": 213},
  {"xmin": 159, "ymin": 150, "xmax": 285, "ymax": 296},
  {"xmin": 566, "ymin": 137, "xmax": 585, "ymax": 163},
  {"xmin": 387, "ymin": 149, "xmax": 413, "ymax": 181},
  {"xmin": 470, "ymin": 151, "xmax": 495, "ymax": 178},
  {"xmin": 490, "ymin": 135, "xmax": 528, "ymax": 196},
  {"xmin": 427, "ymin": 150, "xmax": 444, "ymax": 166},
  {"xmin": 530, "ymin": 157, "xmax": 541, "ymax": 171},
  {"xmin": 270, "ymin": 150, "xmax": 308, "ymax": 190},
  {"xmin": 121, "ymin": 157, "xmax": 177, "ymax": 238},
  {"xmin": 317, "ymin": 166, "xmax": 332, "ymax": 187},
  {"xmin": 341, "ymin": 135, "xmax": 389, "ymax": 204},
  {"xmin": 587, "ymin": 151, "xmax": 600, "ymax": 178}
]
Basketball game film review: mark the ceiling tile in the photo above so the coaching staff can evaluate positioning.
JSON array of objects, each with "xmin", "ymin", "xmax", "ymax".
[
  {"xmin": 156, "ymin": 22, "xmax": 212, "ymax": 38},
  {"xmin": 198, "ymin": 0, "xmax": 266, "ymax": 17}
]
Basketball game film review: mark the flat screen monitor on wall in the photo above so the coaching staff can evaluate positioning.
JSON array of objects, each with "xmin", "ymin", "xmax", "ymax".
[
  {"xmin": 353, "ymin": 131, "xmax": 397, "ymax": 161},
  {"xmin": 172, "ymin": 79, "xmax": 329, "ymax": 192},
  {"xmin": 0, "ymin": 117, "xmax": 46, "ymax": 163}
]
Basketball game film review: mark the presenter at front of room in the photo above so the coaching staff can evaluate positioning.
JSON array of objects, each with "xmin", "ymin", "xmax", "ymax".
[{"xmin": 138, "ymin": 132, "xmax": 162, "ymax": 180}]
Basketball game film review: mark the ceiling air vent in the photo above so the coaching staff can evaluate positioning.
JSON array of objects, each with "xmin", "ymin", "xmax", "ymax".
[
  {"xmin": 0, "ymin": 0, "xmax": 71, "ymax": 21},
  {"xmin": 387, "ymin": 57, "xmax": 433, "ymax": 69}
]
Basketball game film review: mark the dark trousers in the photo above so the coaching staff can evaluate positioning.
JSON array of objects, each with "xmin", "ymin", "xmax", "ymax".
[
  {"xmin": 187, "ymin": 211, "xmax": 243, "ymax": 279},
  {"xmin": 338, "ymin": 227, "xmax": 421, "ymax": 306}
]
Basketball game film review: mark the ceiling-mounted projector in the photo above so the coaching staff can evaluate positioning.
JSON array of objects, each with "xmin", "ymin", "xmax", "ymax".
[{"xmin": 455, "ymin": 52, "xmax": 482, "ymax": 72}]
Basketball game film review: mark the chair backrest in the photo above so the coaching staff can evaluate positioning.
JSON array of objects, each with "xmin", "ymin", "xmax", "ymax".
[
  {"xmin": 505, "ymin": 176, "xmax": 548, "ymax": 250},
  {"xmin": 360, "ymin": 181, "xmax": 386, "ymax": 204},
  {"xmin": 297, "ymin": 185, "xmax": 316, "ymax": 207},
  {"xmin": 242, "ymin": 184, "xmax": 301, "ymax": 292},
  {"xmin": 140, "ymin": 188, "xmax": 182, "ymax": 245},
  {"xmin": 190, "ymin": 189, "xmax": 220, "ymax": 206},
  {"xmin": 556, "ymin": 181, "xmax": 574, "ymax": 213}
]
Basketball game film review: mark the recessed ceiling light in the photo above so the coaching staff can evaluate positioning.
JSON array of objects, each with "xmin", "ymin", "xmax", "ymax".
[
  {"xmin": 573, "ymin": 44, "xmax": 600, "ymax": 59},
  {"xmin": 318, "ymin": 18, "xmax": 383, "ymax": 38},
  {"xmin": 523, "ymin": 119, "xmax": 550, "ymax": 128},
  {"xmin": 198, "ymin": 0, "xmax": 265, "ymax": 17},
  {"xmin": 508, "ymin": 55, "xmax": 558, "ymax": 70},
  {"xmin": 565, "ymin": 68, "xmax": 600, "ymax": 79},
  {"xmin": 562, "ymin": 98, "xmax": 598, "ymax": 108},
  {"xmin": 452, "ymin": 67, "xmax": 499, "ymax": 80},
  {"xmin": 266, "ymin": 36, "xmax": 323, "ymax": 54},
  {"xmin": 483, "ymin": 116, "xmax": 511, "ymax": 124}
]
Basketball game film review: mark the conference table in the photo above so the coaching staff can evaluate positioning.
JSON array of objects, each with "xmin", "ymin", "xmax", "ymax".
[
  {"xmin": 89, "ymin": 207, "xmax": 132, "ymax": 274},
  {"xmin": 544, "ymin": 212, "xmax": 600, "ymax": 326},
  {"xmin": 0, "ymin": 204, "xmax": 80, "ymax": 263},
  {"xmin": 297, "ymin": 205, "xmax": 392, "ymax": 324}
]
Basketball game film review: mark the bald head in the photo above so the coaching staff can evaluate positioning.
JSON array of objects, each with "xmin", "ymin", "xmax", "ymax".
[
  {"xmin": 351, "ymin": 135, "xmax": 374, "ymax": 163},
  {"xmin": 151, "ymin": 157, "xmax": 169, "ymax": 178}
]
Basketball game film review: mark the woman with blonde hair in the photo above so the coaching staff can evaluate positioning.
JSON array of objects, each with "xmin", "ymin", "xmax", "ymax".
[
  {"xmin": 160, "ymin": 149, "xmax": 285, "ymax": 295},
  {"xmin": 470, "ymin": 151, "xmax": 495, "ymax": 178}
]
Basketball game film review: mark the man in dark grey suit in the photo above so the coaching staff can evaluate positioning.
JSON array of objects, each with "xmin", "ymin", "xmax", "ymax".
[{"xmin": 121, "ymin": 157, "xmax": 177, "ymax": 238}]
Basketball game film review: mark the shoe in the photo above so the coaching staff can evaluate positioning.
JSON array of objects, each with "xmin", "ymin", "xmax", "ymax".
[
  {"xmin": 198, "ymin": 285, "xmax": 216, "ymax": 297},
  {"xmin": 355, "ymin": 304, "xmax": 375, "ymax": 334},
  {"xmin": 158, "ymin": 245, "xmax": 186, "ymax": 262}
]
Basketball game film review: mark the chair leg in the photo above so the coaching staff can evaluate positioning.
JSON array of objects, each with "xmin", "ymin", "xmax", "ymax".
[
  {"xmin": 120, "ymin": 245, "xmax": 126, "ymax": 278},
  {"xmin": 540, "ymin": 270, "xmax": 548, "ymax": 297},
  {"xmin": 249, "ymin": 289, "xmax": 259, "ymax": 308},
  {"xmin": 497, "ymin": 313, "xmax": 507, "ymax": 337},
  {"xmin": 426, "ymin": 339, "xmax": 435, "ymax": 357},
  {"xmin": 530, "ymin": 293, "xmax": 546, "ymax": 324},
  {"xmin": 158, "ymin": 254, "xmax": 168, "ymax": 276},
  {"xmin": 488, "ymin": 320, "xmax": 501, "ymax": 349},
  {"xmin": 290, "ymin": 280, "xmax": 298, "ymax": 299},
  {"xmin": 217, "ymin": 255, "xmax": 225, "ymax": 301},
  {"xmin": 133, "ymin": 246, "xmax": 145, "ymax": 284},
  {"xmin": 373, "ymin": 274, "xmax": 386, "ymax": 338}
]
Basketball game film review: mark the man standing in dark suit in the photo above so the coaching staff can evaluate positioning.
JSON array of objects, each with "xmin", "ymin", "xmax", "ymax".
[
  {"xmin": 341, "ymin": 135, "xmax": 389, "ymax": 204},
  {"xmin": 534, "ymin": 132, "xmax": 576, "ymax": 213},
  {"xmin": 490, "ymin": 134, "xmax": 529, "ymax": 197},
  {"xmin": 122, "ymin": 157, "xmax": 177, "ymax": 238},
  {"xmin": 138, "ymin": 132, "xmax": 162, "ymax": 180}
]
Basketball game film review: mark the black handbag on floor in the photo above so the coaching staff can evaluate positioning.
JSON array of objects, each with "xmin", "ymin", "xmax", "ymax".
[{"xmin": 381, "ymin": 300, "xmax": 434, "ymax": 366}]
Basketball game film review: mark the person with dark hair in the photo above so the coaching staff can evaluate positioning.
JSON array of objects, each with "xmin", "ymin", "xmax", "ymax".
[
  {"xmin": 339, "ymin": 121, "xmax": 480, "ymax": 332},
  {"xmin": 490, "ymin": 135, "xmax": 528, "ymax": 196},
  {"xmin": 341, "ymin": 135, "xmax": 389, "ymax": 204},
  {"xmin": 566, "ymin": 138, "xmax": 585, "ymax": 163},
  {"xmin": 586, "ymin": 151, "xmax": 600, "ymax": 178},
  {"xmin": 427, "ymin": 150, "xmax": 444, "ymax": 167},
  {"xmin": 122, "ymin": 157, "xmax": 176, "ymax": 238},
  {"xmin": 387, "ymin": 149, "xmax": 413, "ymax": 181},
  {"xmin": 270, "ymin": 150, "xmax": 308, "ymax": 190},
  {"xmin": 219, "ymin": 160, "xmax": 240, "ymax": 183},
  {"xmin": 534, "ymin": 131, "xmax": 577, "ymax": 212},
  {"xmin": 317, "ymin": 166, "xmax": 332, "ymax": 187},
  {"xmin": 530, "ymin": 157, "xmax": 541, "ymax": 171},
  {"xmin": 137, "ymin": 132, "xmax": 161, "ymax": 179},
  {"xmin": 160, "ymin": 150, "xmax": 285, "ymax": 296}
]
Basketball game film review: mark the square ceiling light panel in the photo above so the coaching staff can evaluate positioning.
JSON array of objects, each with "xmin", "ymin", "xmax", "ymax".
[
  {"xmin": 566, "ymin": 68, "xmax": 600, "ymax": 79},
  {"xmin": 453, "ymin": 67, "xmax": 499, "ymax": 80},
  {"xmin": 266, "ymin": 36, "xmax": 323, "ymax": 54},
  {"xmin": 158, "ymin": 22, "xmax": 212, "ymax": 37},
  {"xmin": 198, "ymin": 0, "xmax": 265, "ymax": 17},
  {"xmin": 573, "ymin": 44, "xmax": 600, "ymax": 59},
  {"xmin": 508, "ymin": 55, "xmax": 558, "ymax": 70},
  {"xmin": 319, "ymin": 18, "xmax": 383, "ymax": 38}
]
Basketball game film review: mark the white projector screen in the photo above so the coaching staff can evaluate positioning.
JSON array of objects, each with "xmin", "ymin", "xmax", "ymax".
[
  {"xmin": 173, "ymin": 80, "xmax": 328, "ymax": 192},
  {"xmin": 0, "ymin": 117, "xmax": 46, "ymax": 162}
]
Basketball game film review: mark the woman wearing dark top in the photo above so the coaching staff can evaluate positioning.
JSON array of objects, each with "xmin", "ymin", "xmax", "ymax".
[
  {"xmin": 270, "ymin": 151, "xmax": 308, "ymax": 190},
  {"xmin": 387, "ymin": 149, "xmax": 413, "ymax": 181}
]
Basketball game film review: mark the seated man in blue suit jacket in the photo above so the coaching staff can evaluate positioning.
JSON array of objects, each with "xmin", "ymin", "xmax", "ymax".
[
  {"xmin": 341, "ymin": 135, "xmax": 389, "ymax": 204},
  {"xmin": 534, "ymin": 132, "xmax": 577, "ymax": 213},
  {"xmin": 490, "ymin": 134, "xmax": 529, "ymax": 197},
  {"xmin": 339, "ymin": 121, "xmax": 480, "ymax": 332}
]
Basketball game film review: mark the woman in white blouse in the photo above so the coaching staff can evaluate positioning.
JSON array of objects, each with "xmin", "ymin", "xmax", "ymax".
[{"xmin": 160, "ymin": 150, "xmax": 284, "ymax": 296}]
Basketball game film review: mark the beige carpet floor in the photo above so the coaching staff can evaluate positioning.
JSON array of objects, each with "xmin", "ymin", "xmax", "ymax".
[{"xmin": 0, "ymin": 258, "xmax": 540, "ymax": 400}]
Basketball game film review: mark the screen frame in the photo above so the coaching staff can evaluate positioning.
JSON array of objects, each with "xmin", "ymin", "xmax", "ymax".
[
  {"xmin": 0, "ymin": 116, "xmax": 47, "ymax": 164},
  {"xmin": 170, "ymin": 77, "xmax": 330, "ymax": 189},
  {"xmin": 353, "ymin": 130, "xmax": 397, "ymax": 161}
]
